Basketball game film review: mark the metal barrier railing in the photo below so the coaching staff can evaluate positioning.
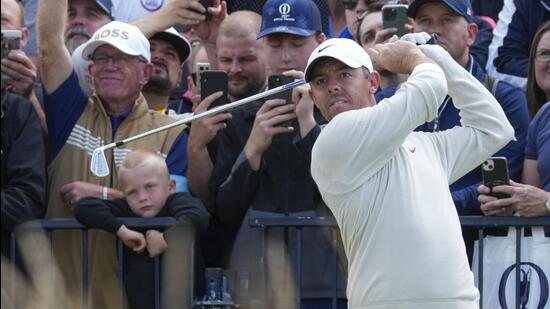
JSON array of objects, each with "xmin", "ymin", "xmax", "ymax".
[
  {"xmin": 3, "ymin": 216, "xmax": 549, "ymax": 309},
  {"xmin": 3, "ymin": 217, "xmax": 186, "ymax": 309},
  {"xmin": 249, "ymin": 215, "xmax": 550, "ymax": 309}
]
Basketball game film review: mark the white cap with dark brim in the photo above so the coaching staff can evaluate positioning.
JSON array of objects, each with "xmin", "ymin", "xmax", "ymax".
[
  {"xmin": 150, "ymin": 27, "xmax": 192, "ymax": 64},
  {"xmin": 304, "ymin": 38, "xmax": 373, "ymax": 82}
]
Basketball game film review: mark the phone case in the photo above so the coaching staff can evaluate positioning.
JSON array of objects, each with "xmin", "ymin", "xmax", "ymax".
[
  {"xmin": 481, "ymin": 157, "xmax": 510, "ymax": 199},
  {"xmin": 267, "ymin": 75, "xmax": 294, "ymax": 103},
  {"xmin": 195, "ymin": 62, "xmax": 210, "ymax": 93},
  {"xmin": 382, "ymin": 4, "xmax": 408, "ymax": 37},
  {"xmin": 200, "ymin": 70, "xmax": 229, "ymax": 109}
]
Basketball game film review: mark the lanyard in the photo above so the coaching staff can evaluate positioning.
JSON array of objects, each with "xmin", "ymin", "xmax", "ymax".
[{"xmin": 427, "ymin": 55, "xmax": 474, "ymax": 132}]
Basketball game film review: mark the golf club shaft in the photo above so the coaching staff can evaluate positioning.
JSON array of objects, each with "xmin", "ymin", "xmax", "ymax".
[{"xmin": 99, "ymin": 79, "xmax": 307, "ymax": 151}]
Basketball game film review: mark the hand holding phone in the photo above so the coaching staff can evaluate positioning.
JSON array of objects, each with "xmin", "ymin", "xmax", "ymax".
[
  {"xmin": 1, "ymin": 30, "xmax": 22, "ymax": 85},
  {"xmin": 198, "ymin": 0, "xmax": 214, "ymax": 21},
  {"xmin": 481, "ymin": 157, "xmax": 510, "ymax": 199},
  {"xmin": 267, "ymin": 75, "xmax": 295, "ymax": 126},
  {"xmin": 267, "ymin": 75, "xmax": 294, "ymax": 103},
  {"xmin": 382, "ymin": 4, "xmax": 408, "ymax": 37},
  {"xmin": 200, "ymin": 70, "xmax": 229, "ymax": 109}
]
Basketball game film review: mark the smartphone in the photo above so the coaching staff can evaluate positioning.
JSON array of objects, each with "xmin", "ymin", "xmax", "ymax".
[
  {"xmin": 481, "ymin": 157, "xmax": 510, "ymax": 199},
  {"xmin": 267, "ymin": 75, "xmax": 294, "ymax": 103},
  {"xmin": 1, "ymin": 30, "xmax": 21, "ymax": 85},
  {"xmin": 195, "ymin": 62, "xmax": 210, "ymax": 94},
  {"xmin": 382, "ymin": 4, "xmax": 408, "ymax": 37},
  {"xmin": 267, "ymin": 75, "xmax": 294, "ymax": 126},
  {"xmin": 199, "ymin": 0, "xmax": 213, "ymax": 21},
  {"xmin": 200, "ymin": 70, "xmax": 229, "ymax": 109}
]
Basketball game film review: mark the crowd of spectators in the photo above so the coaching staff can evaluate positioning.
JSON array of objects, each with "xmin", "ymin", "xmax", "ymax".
[{"xmin": 1, "ymin": 0, "xmax": 548, "ymax": 308}]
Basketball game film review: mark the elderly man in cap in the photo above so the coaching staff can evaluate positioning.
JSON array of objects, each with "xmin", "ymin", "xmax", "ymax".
[
  {"xmin": 407, "ymin": 0, "xmax": 529, "ymax": 261},
  {"xmin": 306, "ymin": 35, "xmax": 514, "ymax": 309},
  {"xmin": 37, "ymin": 18, "xmax": 188, "ymax": 307}
]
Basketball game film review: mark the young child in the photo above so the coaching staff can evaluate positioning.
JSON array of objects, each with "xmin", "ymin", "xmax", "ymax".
[{"xmin": 75, "ymin": 149, "xmax": 209, "ymax": 309}]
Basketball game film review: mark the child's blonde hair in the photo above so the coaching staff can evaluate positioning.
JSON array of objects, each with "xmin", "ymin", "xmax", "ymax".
[{"xmin": 118, "ymin": 149, "xmax": 169, "ymax": 191}]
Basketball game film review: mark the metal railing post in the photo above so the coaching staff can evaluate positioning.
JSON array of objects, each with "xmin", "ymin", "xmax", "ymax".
[
  {"xmin": 82, "ymin": 230, "xmax": 89, "ymax": 309},
  {"xmin": 477, "ymin": 227, "xmax": 484, "ymax": 309}
]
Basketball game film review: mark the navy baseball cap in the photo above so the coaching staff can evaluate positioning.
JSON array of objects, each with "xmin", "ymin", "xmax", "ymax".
[
  {"xmin": 407, "ymin": 0, "xmax": 473, "ymax": 22},
  {"xmin": 95, "ymin": 0, "xmax": 114, "ymax": 19},
  {"xmin": 257, "ymin": 0, "xmax": 323, "ymax": 39}
]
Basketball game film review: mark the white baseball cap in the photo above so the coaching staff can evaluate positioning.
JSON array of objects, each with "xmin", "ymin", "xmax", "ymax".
[
  {"xmin": 150, "ymin": 27, "xmax": 192, "ymax": 64},
  {"xmin": 304, "ymin": 38, "xmax": 374, "ymax": 82},
  {"xmin": 81, "ymin": 21, "xmax": 151, "ymax": 63}
]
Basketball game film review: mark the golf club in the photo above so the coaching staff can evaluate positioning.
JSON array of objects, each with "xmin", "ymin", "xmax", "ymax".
[{"xmin": 90, "ymin": 79, "xmax": 307, "ymax": 177}]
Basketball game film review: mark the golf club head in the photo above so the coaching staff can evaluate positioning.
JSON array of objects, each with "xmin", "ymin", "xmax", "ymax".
[{"xmin": 91, "ymin": 147, "xmax": 110, "ymax": 177}]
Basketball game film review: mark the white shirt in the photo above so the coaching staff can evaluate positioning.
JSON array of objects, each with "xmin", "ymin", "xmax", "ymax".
[
  {"xmin": 111, "ymin": 0, "xmax": 165, "ymax": 23},
  {"xmin": 311, "ymin": 58, "xmax": 514, "ymax": 308}
]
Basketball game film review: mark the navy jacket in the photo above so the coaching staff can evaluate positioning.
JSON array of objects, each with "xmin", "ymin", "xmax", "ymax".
[
  {"xmin": 487, "ymin": 0, "xmax": 550, "ymax": 88},
  {"xmin": 416, "ymin": 56, "xmax": 530, "ymax": 215},
  {"xmin": 1, "ymin": 91, "xmax": 46, "ymax": 227}
]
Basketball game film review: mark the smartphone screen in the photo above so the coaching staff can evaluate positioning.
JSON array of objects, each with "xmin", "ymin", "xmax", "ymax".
[
  {"xmin": 382, "ymin": 4, "xmax": 408, "ymax": 37},
  {"xmin": 481, "ymin": 157, "xmax": 510, "ymax": 199},
  {"xmin": 200, "ymin": 70, "xmax": 229, "ymax": 109},
  {"xmin": 267, "ymin": 75, "xmax": 294, "ymax": 103}
]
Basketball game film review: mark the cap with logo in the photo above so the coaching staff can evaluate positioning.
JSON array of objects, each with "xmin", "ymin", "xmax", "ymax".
[
  {"xmin": 407, "ymin": 0, "xmax": 473, "ymax": 22},
  {"xmin": 304, "ymin": 38, "xmax": 373, "ymax": 82},
  {"xmin": 150, "ymin": 27, "xmax": 192, "ymax": 64},
  {"xmin": 81, "ymin": 21, "xmax": 151, "ymax": 63},
  {"xmin": 257, "ymin": 0, "xmax": 323, "ymax": 39}
]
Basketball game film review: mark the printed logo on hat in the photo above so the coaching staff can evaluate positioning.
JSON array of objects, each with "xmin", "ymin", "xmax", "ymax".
[
  {"xmin": 141, "ymin": 0, "xmax": 163, "ymax": 12},
  {"xmin": 274, "ymin": 3, "xmax": 295, "ymax": 22},
  {"xmin": 93, "ymin": 29, "xmax": 130, "ymax": 41}
]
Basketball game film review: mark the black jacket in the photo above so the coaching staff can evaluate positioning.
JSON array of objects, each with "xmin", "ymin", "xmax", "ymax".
[
  {"xmin": 75, "ymin": 192, "xmax": 209, "ymax": 235},
  {"xmin": 209, "ymin": 100, "xmax": 325, "ymax": 227},
  {"xmin": 75, "ymin": 192, "xmax": 209, "ymax": 309},
  {"xmin": 1, "ymin": 91, "xmax": 46, "ymax": 228}
]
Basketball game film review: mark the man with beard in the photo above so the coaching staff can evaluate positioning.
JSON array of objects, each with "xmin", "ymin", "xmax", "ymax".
[
  {"xmin": 141, "ymin": 27, "xmax": 192, "ymax": 113},
  {"xmin": 216, "ymin": 11, "xmax": 268, "ymax": 101},
  {"xmin": 65, "ymin": 0, "xmax": 112, "ymax": 54},
  {"xmin": 186, "ymin": 10, "xmax": 266, "ymax": 207}
]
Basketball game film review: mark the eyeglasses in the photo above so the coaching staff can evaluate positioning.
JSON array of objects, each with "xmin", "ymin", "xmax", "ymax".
[
  {"xmin": 89, "ymin": 53, "xmax": 146, "ymax": 65},
  {"xmin": 535, "ymin": 49, "xmax": 550, "ymax": 62}
]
